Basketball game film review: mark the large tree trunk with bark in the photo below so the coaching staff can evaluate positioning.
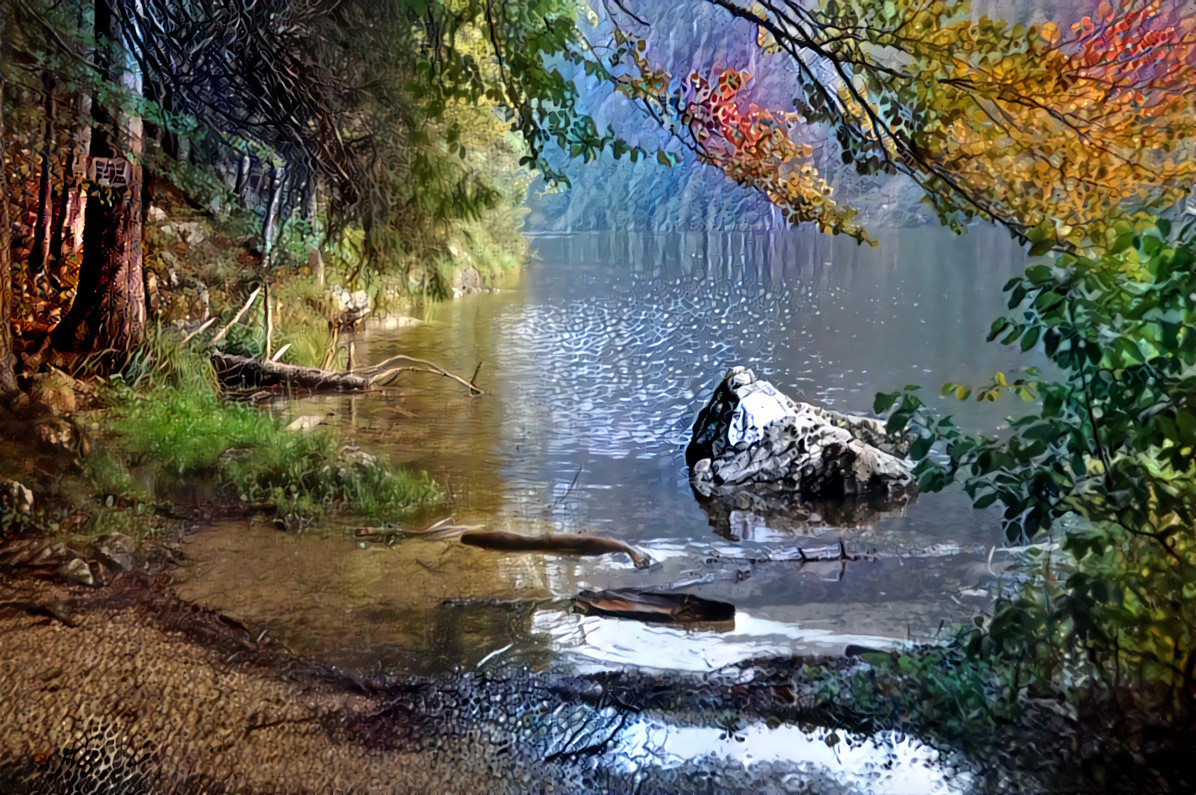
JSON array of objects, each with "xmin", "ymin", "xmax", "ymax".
[
  {"xmin": 49, "ymin": 92, "xmax": 91, "ymax": 292},
  {"xmin": 0, "ymin": 74, "xmax": 19, "ymax": 394},
  {"xmin": 51, "ymin": 0, "xmax": 144, "ymax": 358},
  {"xmin": 29, "ymin": 70, "xmax": 56, "ymax": 281}
]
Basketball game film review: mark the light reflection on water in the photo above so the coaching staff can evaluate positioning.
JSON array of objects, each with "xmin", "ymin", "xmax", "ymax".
[
  {"xmin": 613, "ymin": 718, "xmax": 970, "ymax": 794},
  {"xmin": 176, "ymin": 226, "xmax": 1035, "ymax": 676}
]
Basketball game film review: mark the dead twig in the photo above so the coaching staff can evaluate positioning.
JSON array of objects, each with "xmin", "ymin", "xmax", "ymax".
[
  {"xmin": 362, "ymin": 354, "xmax": 483, "ymax": 394},
  {"xmin": 181, "ymin": 317, "xmax": 215, "ymax": 344},
  {"xmin": 211, "ymin": 286, "xmax": 262, "ymax": 344}
]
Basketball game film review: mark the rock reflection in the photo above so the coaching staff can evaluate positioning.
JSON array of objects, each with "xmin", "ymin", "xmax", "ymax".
[{"xmin": 695, "ymin": 488, "xmax": 913, "ymax": 542}]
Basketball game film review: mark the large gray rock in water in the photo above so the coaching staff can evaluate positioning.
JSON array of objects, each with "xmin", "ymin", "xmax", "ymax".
[{"xmin": 687, "ymin": 367, "xmax": 916, "ymax": 503}]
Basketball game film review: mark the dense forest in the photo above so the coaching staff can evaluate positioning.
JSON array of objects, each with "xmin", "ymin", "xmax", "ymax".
[{"xmin": 3, "ymin": 0, "xmax": 1196, "ymax": 790}]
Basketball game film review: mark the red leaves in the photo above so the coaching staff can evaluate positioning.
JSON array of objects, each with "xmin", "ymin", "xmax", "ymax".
[{"xmin": 1055, "ymin": 0, "xmax": 1195, "ymax": 100}]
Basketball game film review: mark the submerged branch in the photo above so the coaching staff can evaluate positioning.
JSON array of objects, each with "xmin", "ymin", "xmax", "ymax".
[{"xmin": 363, "ymin": 353, "xmax": 483, "ymax": 394}]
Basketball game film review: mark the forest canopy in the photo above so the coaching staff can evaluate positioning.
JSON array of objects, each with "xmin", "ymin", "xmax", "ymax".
[{"xmin": 2, "ymin": 0, "xmax": 1195, "ymax": 370}]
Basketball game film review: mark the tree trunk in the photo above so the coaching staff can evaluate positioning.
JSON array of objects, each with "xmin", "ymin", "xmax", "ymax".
[
  {"xmin": 29, "ymin": 71, "xmax": 56, "ymax": 281},
  {"xmin": 50, "ymin": 92, "xmax": 91, "ymax": 290},
  {"xmin": 234, "ymin": 153, "xmax": 250, "ymax": 201},
  {"xmin": 52, "ymin": 0, "xmax": 145, "ymax": 357},
  {"xmin": 0, "ymin": 74, "xmax": 19, "ymax": 394},
  {"xmin": 261, "ymin": 165, "xmax": 285, "ymax": 270}
]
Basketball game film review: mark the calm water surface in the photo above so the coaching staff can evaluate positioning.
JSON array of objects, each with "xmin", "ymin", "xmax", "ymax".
[{"xmin": 175, "ymin": 226, "xmax": 1035, "ymax": 678}]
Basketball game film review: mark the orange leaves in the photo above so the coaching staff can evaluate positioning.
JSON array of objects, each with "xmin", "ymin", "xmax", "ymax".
[{"xmin": 840, "ymin": 0, "xmax": 1196, "ymax": 249}]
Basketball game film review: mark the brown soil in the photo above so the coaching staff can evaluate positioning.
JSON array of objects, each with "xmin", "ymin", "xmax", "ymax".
[{"xmin": 0, "ymin": 570, "xmax": 577, "ymax": 792}]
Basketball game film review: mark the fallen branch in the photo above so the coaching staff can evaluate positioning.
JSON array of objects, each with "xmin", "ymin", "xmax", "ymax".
[
  {"xmin": 573, "ymin": 589, "xmax": 734, "ymax": 625},
  {"xmin": 211, "ymin": 286, "xmax": 262, "ymax": 344},
  {"xmin": 362, "ymin": 353, "xmax": 483, "ymax": 394},
  {"xmin": 459, "ymin": 530, "xmax": 653, "ymax": 569},
  {"xmin": 212, "ymin": 352, "xmax": 369, "ymax": 391},
  {"xmin": 353, "ymin": 523, "xmax": 484, "ymax": 543},
  {"xmin": 0, "ymin": 600, "xmax": 80, "ymax": 628},
  {"xmin": 353, "ymin": 516, "xmax": 463, "ymax": 543},
  {"xmin": 181, "ymin": 317, "xmax": 215, "ymax": 344}
]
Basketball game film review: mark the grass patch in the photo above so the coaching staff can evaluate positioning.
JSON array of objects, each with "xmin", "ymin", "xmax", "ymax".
[
  {"xmin": 88, "ymin": 333, "xmax": 440, "ymax": 521},
  {"xmin": 91, "ymin": 381, "xmax": 439, "ymax": 519}
]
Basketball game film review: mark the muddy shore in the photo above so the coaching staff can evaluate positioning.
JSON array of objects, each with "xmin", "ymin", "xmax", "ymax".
[{"xmin": 0, "ymin": 566, "xmax": 855, "ymax": 793}]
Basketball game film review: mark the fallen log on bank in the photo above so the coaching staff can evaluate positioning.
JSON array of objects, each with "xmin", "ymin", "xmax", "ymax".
[
  {"xmin": 459, "ymin": 530, "xmax": 653, "ymax": 569},
  {"xmin": 212, "ymin": 352, "xmax": 370, "ymax": 391},
  {"xmin": 573, "ymin": 589, "xmax": 734, "ymax": 626}
]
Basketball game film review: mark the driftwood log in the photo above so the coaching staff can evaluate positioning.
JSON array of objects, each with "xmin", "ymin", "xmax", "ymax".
[
  {"xmin": 459, "ymin": 530, "xmax": 653, "ymax": 569},
  {"xmin": 573, "ymin": 589, "xmax": 734, "ymax": 625},
  {"xmin": 212, "ymin": 352, "xmax": 369, "ymax": 391}
]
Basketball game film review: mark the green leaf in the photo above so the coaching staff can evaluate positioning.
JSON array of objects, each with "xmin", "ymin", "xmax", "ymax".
[
  {"xmin": 1020, "ymin": 327, "xmax": 1040, "ymax": 352},
  {"xmin": 987, "ymin": 317, "xmax": 1011, "ymax": 342},
  {"xmin": 873, "ymin": 392, "xmax": 899, "ymax": 414},
  {"xmin": 973, "ymin": 492, "xmax": 998, "ymax": 509},
  {"xmin": 1028, "ymin": 238, "xmax": 1055, "ymax": 257},
  {"xmin": 1025, "ymin": 264, "xmax": 1052, "ymax": 284}
]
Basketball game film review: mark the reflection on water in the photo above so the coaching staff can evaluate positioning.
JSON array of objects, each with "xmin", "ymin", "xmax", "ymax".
[
  {"xmin": 614, "ymin": 719, "xmax": 970, "ymax": 794},
  {"xmin": 177, "ymin": 226, "xmax": 1034, "ymax": 676}
]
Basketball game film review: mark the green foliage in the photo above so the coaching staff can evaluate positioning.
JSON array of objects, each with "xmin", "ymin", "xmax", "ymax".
[
  {"xmin": 807, "ymin": 646, "xmax": 1024, "ymax": 745},
  {"xmin": 93, "ymin": 381, "xmax": 439, "ymax": 519},
  {"xmin": 876, "ymin": 220, "xmax": 1196, "ymax": 723},
  {"xmin": 91, "ymin": 334, "xmax": 439, "ymax": 519}
]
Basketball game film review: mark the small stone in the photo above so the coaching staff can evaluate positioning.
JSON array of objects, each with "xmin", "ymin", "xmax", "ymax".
[
  {"xmin": 340, "ymin": 445, "xmax": 377, "ymax": 469},
  {"xmin": 0, "ymin": 480, "xmax": 34, "ymax": 515},
  {"xmin": 56, "ymin": 558, "xmax": 95, "ymax": 587},
  {"xmin": 97, "ymin": 533, "xmax": 136, "ymax": 572},
  {"xmin": 285, "ymin": 415, "xmax": 326, "ymax": 433}
]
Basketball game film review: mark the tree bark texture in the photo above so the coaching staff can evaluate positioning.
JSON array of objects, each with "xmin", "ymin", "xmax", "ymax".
[
  {"xmin": 30, "ymin": 71, "xmax": 57, "ymax": 279},
  {"xmin": 211, "ymin": 352, "xmax": 370, "ymax": 392},
  {"xmin": 50, "ymin": 92, "xmax": 92, "ymax": 289},
  {"xmin": 0, "ymin": 74, "xmax": 19, "ymax": 394},
  {"xmin": 52, "ymin": 0, "xmax": 145, "ymax": 356}
]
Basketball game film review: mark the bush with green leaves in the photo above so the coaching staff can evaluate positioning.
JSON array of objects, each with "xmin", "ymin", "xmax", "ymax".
[{"xmin": 875, "ymin": 219, "xmax": 1196, "ymax": 725}]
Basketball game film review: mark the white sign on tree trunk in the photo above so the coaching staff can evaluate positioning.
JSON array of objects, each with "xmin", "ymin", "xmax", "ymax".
[{"xmin": 88, "ymin": 157, "xmax": 132, "ymax": 188}]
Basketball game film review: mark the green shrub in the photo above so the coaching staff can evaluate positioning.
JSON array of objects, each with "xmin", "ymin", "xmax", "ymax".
[{"xmin": 877, "ymin": 219, "xmax": 1196, "ymax": 724}]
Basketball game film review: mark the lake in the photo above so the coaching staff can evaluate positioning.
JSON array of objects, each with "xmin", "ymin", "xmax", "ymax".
[{"xmin": 175, "ymin": 225, "xmax": 1036, "ymax": 677}]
